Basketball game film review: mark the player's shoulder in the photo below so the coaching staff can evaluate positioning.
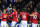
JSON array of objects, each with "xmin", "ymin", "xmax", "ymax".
[
  {"xmin": 26, "ymin": 12, "xmax": 29, "ymax": 14},
  {"xmin": 1, "ymin": 13, "xmax": 3, "ymax": 15},
  {"xmin": 5, "ymin": 13, "xmax": 7, "ymax": 15},
  {"xmin": 15, "ymin": 11, "xmax": 17, "ymax": 12},
  {"xmin": 20, "ymin": 12, "xmax": 22, "ymax": 14},
  {"xmin": 31, "ymin": 12, "xmax": 34, "ymax": 14},
  {"xmin": 37, "ymin": 12, "xmax": 39, "ymax": 14},
  {"xmin": 14, "ymin": 11, "xmax": 17, "ymax": 13}
]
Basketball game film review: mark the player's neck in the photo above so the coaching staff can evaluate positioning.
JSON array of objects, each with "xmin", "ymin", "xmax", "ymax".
[
  {"xmin": 3, "ymin": 12, "xmax": 6, "ymax": 14},
  {"xmin": 35, "ymin": 12, "xmax": 37, "ymax": 13},
  {"xmin": 14, "ymin": 10, "xmax": 16, "ymax": 11}
]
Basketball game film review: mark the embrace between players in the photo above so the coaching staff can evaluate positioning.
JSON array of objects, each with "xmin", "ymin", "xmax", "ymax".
[{"xmin": 0, "ymin": 8, "xmax": 40, "ymax": 27}]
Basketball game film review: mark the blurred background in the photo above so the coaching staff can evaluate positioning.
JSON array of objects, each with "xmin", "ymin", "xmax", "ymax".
[{"xmin": 0, "ymin": 0, "xmax": 40, "ymax": 23}]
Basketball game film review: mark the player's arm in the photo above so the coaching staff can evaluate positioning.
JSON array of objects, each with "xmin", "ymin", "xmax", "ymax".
[
  {"xmin": 27, "ymin": 13, "xmax": 33, "ymax": 16},
  {"xmin": 9, "ymin": 13, "xmax": 14, "ymax": 18},
  {"xmin": 11, "ymin": 12, "xmax": 14, "ymax": 16},
  {"xmin": 7, "ymin": 15, "xmax": 11, "ymax": 20},
  {"xmin": 30, "ymin": 12, "xmax": 38, "ymax": 16},
  {"xmin": 18, "ymin": 14, "xmax": 21, "ymax": 18},
  {"xmin": 29, "ymin": 12, "xmax": 34, "ymax": 16},
  {"xmin": 30, "ymin": 14, "xmax": 34, "ymax": 16}
]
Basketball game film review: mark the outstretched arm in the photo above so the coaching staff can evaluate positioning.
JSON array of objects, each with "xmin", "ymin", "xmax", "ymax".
[{"xmin": 30, "ymin": 14, "xmax": 34, "ymax": 16}]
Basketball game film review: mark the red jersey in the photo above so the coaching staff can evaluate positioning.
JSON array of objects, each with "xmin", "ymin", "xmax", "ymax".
[
  {"xmin": 39, "ymin": 14, "xmax": 40, "ymax": 21},
  {"xmin": 7, "ymin": 15, "xmax": 11, "ymax": 20},
  {"xmin": 11, "ymin": 11, "xmax": 17, "ymax": 22},
  {"xmin": 31, "ymin": 12, "xmax": 39, "ymax": 24},
  {"xmin": 18, "ymin": 12, "xmax": 30, "ymax": 21},
  {"xmin": 1, "ymin": 13, "xmax": 7, "ymax": 21}
]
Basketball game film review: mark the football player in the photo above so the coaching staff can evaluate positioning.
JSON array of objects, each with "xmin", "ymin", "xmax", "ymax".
[
  {"xmin": 11, "ymin": 8, "xmax": 17, "ymax": 27},
  {"xmin": 31, "ymin": 9, "xmax": 39, "ymax": 27},
  {"xmin": 18, "ymin": 9, "xmax": 30, "ymax": 27},
  {"xmin": 1, "ymin": 9, "xmax": 7, "ymax": 27}
]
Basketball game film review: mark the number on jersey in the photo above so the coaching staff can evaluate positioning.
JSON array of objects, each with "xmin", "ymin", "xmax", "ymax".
[
  {"xmin": 22, "ymin": 15, "xmax": 26, "ymax": 19},
  {"xmin": 33, "ymin": 14, "xmax": 37, "ymax": 19}
]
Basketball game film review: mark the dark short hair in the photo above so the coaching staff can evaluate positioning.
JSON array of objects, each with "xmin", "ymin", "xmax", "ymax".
[{"xmin": 34, "ymin": 8, "xmax": 37, "ymax": 11}]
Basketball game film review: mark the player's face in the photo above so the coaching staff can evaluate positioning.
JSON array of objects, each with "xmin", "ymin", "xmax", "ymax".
[
  {"xmin": 34, "ymin": 9, "xmax": 37, "ymax": 12},
  {"xmin": 4, "ymin": 10, "xmax": 6, "ymax": 13},
  {"xmin": 13, "ymin": 8, "xmax": 16, "ymax": 11},
  {"xmin": 34, "ymin": 10, "xmax": 37, "ymax": 12}
]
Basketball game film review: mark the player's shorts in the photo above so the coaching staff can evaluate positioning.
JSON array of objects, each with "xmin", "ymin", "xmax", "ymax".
[
  {"xmin": 1, "ymin": 21, "xmax": 7, "ymax": 27},
  {"xmin": 11, "ymin": 21, "xmax": 17, "ymax": 27},
  {"xmin": 20, "ymin": 20, "xmax": 27, "ymax": 27},
  {"xmin": 32, "ymin": 23, "xmax": 38, "ymax": 27}
]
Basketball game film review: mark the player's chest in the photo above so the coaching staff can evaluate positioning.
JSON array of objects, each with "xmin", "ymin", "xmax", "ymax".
[{"xmin": 3, "ymin": 14, "xmax": 7, "ymax": 17}]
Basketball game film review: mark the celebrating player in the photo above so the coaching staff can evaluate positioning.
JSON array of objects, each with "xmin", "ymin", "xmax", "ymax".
[
  {"xmin": 18, "ymin": 9, "xmax": 30, "ymax": 27},
  {"xmin": 1, "ymin": 9, "xmax": 7, "ymax": 27},
  {"xmin": 31, "ymin": 9, "xmax": 39, "ymax": 27},
  {"xmin": 11, "ymin": 8, "xmax": 17, "ymax": 27}
]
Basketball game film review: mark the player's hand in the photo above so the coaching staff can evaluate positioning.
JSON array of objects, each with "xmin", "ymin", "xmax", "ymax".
[
  {"xmin": 30, "ymin": 14, "xmax": 34, "ymax": 16},
  {"xmin": 34, "ymin": 12, "xmax": 37, "ymax": 14}
]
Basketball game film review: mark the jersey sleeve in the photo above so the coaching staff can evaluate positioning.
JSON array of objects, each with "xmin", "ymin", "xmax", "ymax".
[
  {"xmin": 18, "ymin": 13, "xmax": 22, "ymax": 17},
  {"xmin": 31, "ymin": 12, "xmax": 34, "ymax": 14},
  {"xmin": 11, "ymin": 13, "xmax": 14, "ymax": 16},
  {"xmin": 18, "ymin": 14, "xmax": 21, "ymax": 17},
  {"xmin": 39, "ymin": 15, "xmax": 40, "ymax": 21},
  {"xmin": 15, "ymin": 11, "xmax": 17, "ymax": 17},
  {"xmin": 27, "ymin": 13, "xmax": 30, "ymax": 16},
  {"xmin": 7, "ymin": 15, "xmax": 11, "ymax": 20}
]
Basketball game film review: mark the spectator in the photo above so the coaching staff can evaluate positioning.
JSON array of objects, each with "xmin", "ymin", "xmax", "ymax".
[
  {"xmin": 14, "ymin": 0, "xmax": 16, "ymax": 2},
  {"xmin": 37, "ymin": 3, "xmax": 40, "ymax": 11},
  {"xmin": 30, "ymin": 4, "xmax": 34, "ymax": 13},
  {"xmin": 0, "ymin": 1, "xmax": 2, "ymax": 9},
  {"xmin": 2, "ymin": 0, "xmax": 7, "ymax": 3},
  {"xmin": 10, "ymin": 10, "xmax": 12, "ymax": 14},
  {"xmin": 28, "ymin": 7, "xmax": 31, "ymax": 14},
  {"xmin": 28, "ymin": 0, "xmax": 32, "ymax": 6},
  {"xmin": 0, "ymin": 9, "xmax": 2, "ymax": 16},
  {"xmin": 1, "ymin": 4, "xmax": 5, "ymax": 11},
  {"xmin": 7, "ymin": 4, "xmax": 12, "ymax": 12},
  {"xmin": 5, "ymin": 1, "xmax": 8, "ymax": 7},
  {"xmin": 38, "ymin": 10, "xmax": 40, "ymax": 14},
  {"xmin": 9, "ymin": 0, "xmax": 13, "ymax": 4}
]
